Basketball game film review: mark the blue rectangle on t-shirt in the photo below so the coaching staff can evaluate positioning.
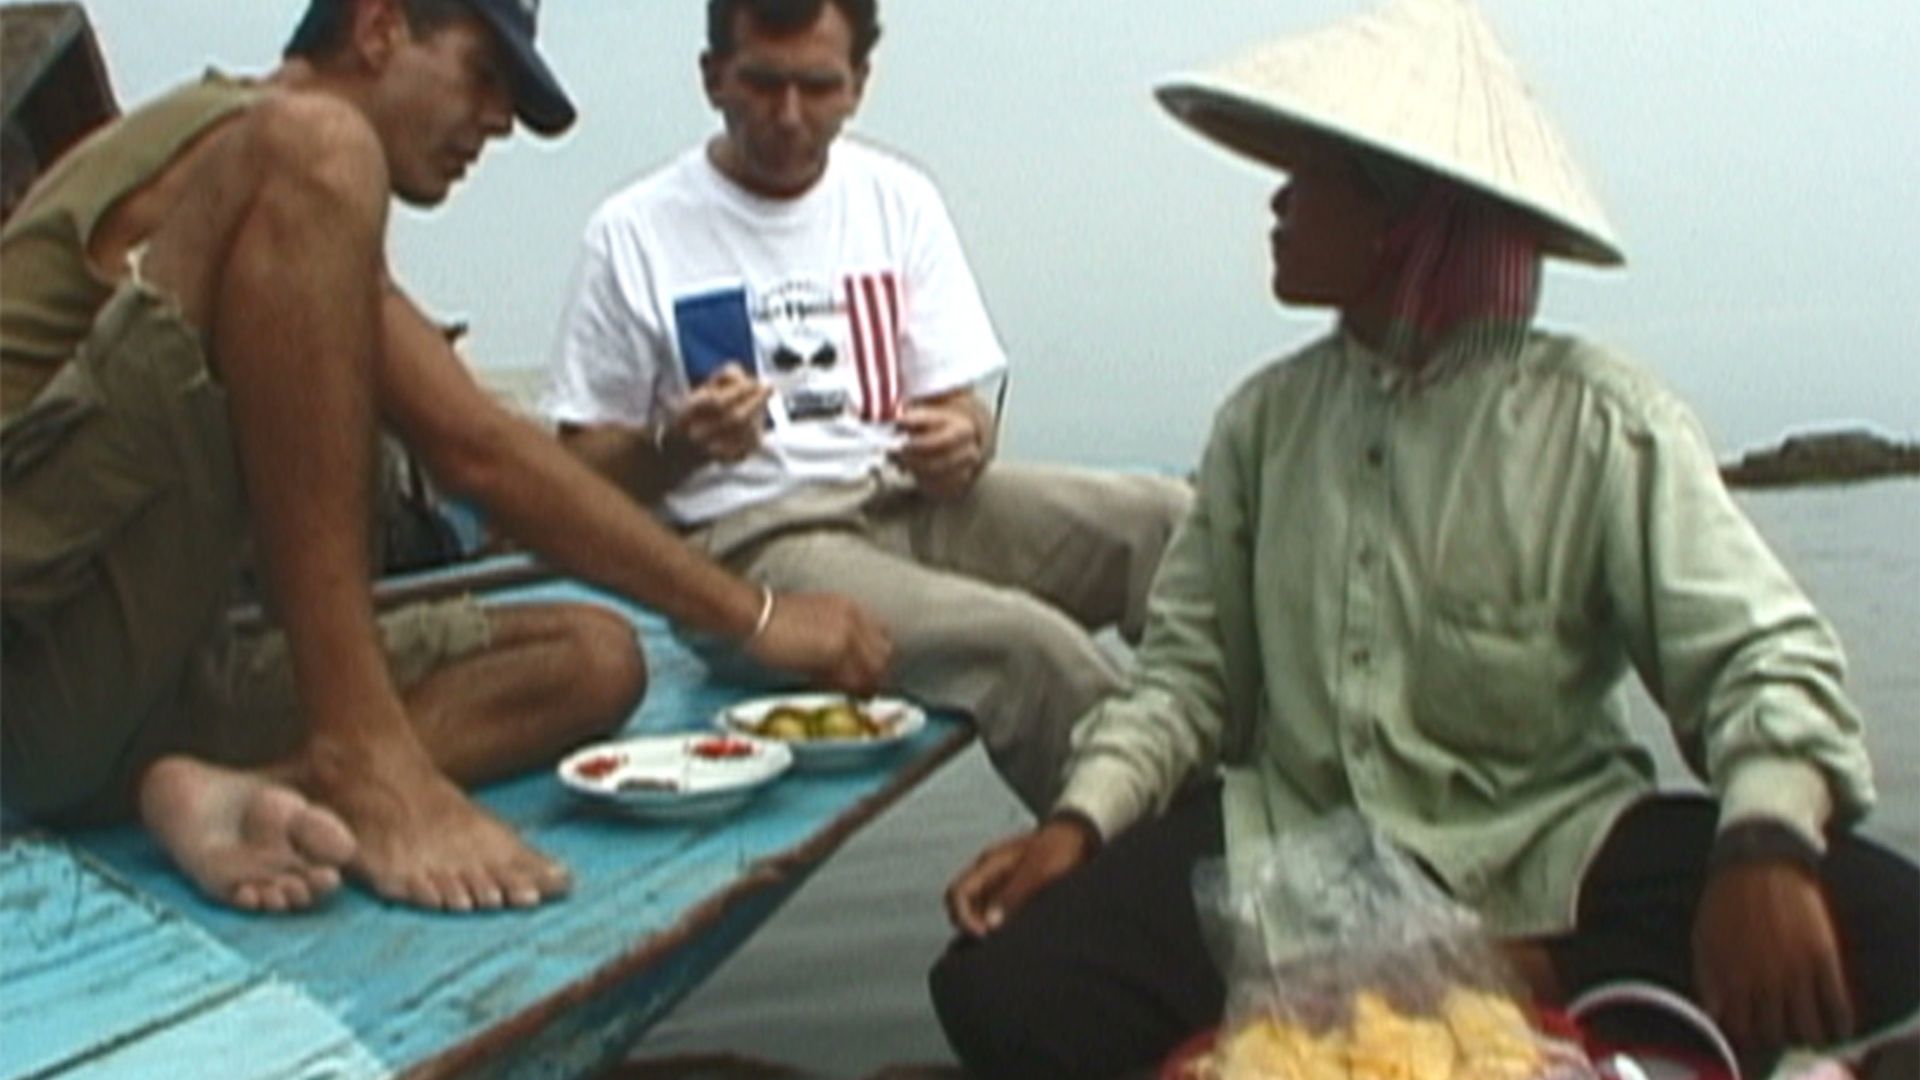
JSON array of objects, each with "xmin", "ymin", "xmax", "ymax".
[{"xmin": 674, "ymin": 288, "xmax": 755, "ymax": 386}]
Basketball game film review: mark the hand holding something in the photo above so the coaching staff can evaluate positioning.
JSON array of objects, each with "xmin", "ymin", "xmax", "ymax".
[
  {"xmin": 744, "ymin": 590, "xmax": 892, "ymax": 698},
  {"xmin": 664, "ymin": 364, "xmax": 771, "ymax": 464},
  {"xmin": 892, "ymin": 399, "xmax": 986, "ymax": 499},
  {"xmin": 1693, "ymin": 860, "xmax": 1855, "ymax": 1054},
  {"xmin": 945, "ymin": 815, "xmax": 1098, "ymax": 938}
]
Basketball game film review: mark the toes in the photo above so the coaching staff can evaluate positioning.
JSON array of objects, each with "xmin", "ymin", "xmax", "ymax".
[
  {"xmin": 461, "ymin": 868, "xmax": 505, "ymax": 911},
  {"xmin": 378, "ymin": 871, "xmax": 445, "ymax": 911},
  {"xmin": 411, "ymin": 872, "xmax": 450, "ymax": 911},
  {"xmin": 499, "ymin": 868, "xmax": 544, "ymax": 909},
  {"xmin": 231, "ymin": 876, "xmax": 312, "ymax": 913},
  {"xmin": 276, "ymin": 877, "xmax": 314, "ymax": 910},
  {"xmin": 303, "ymin": 865, "xmax": 342, "ymax": 896},
  {"xmin": 532, "ymin": 858, "xmax": 572, "ymax": 898},
  {"xmin": 288, "ymin": 806, "xmax": 357, "ymax": 867},
  {"xmin": 433, "ymin": 869, "xmax": 475, "ymax": 914},
  {"xmin": 501, "ymin": 856, "xmax": 570, "ymax": 908}
]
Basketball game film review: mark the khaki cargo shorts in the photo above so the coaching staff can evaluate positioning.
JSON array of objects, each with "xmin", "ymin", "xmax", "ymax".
[{"xmin": 1, "ymin": 280, "xmax": 491, "ymax": 822}]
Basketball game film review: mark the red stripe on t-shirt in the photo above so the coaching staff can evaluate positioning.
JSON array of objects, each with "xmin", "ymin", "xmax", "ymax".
[{"xmin": 845, "ymin": 276, "xmax": 877, "ymax": 421}]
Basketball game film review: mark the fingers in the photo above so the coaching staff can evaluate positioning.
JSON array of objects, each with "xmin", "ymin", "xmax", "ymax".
[
  {"xmin": 757, "ymin": 592, "xmax": 892, "ymax": 695},
  {"xmin": 1693, "ymin": 864, "xmax": 1857, "ymax": 1054},
  {"xmin": 946, "ymin": 836, "xmax": 1029, "ymax": 937},
  {"xmin": 674, "ymin": 365, "xmax": 771, "ymax": 462},
  {"xmin": 944, "ymin": 822, "xmax": 1096, "ymax": 939},
  {"xmin": 1785, "ymin": 979, "xmax": 1828, "ymax": 1052},
  {"xmin": 891, "ymin": 405, "xmax": 984, "ymax": 496},
  {"xmin": 1815, "ymin": 950, "xmax": 1856, "ymax": 1045},
  {"xmin": 897, "ymin": 436, "xmax": 978, "ymax": 477},
  {"xmin": 990, "ymin": 850, "xmax": 1065, "ymax": 929},
  {"xmin": 1696, "ymin": 955, "xmax": 1728, "ymax": 1038},
  {"xmin": 893, "ymin": 407, "xmax": 973, "ymax": 459},
  {"xmin": 838, "ymin": 607, "xmax": 892, "ymax": 695}
]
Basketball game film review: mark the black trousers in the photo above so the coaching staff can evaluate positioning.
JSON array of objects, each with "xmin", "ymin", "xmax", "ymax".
[{"xmin": 929, "ymin": 786, "xmax": 1920, "ymax": 1080}]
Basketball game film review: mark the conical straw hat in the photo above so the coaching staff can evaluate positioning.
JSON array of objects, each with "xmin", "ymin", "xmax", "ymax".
[{"xmin": 1156, "ymin": 0, "xmax": 1625, "ymax": 266}]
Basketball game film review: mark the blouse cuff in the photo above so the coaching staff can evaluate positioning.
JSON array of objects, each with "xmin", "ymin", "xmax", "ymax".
[
  {"xmin": 1718, "ymin": 756, "xmax": 1833, "ymax": 855},
  {"xmin": 1054, "ymin": 763, "xmax": 1152, "ymax": 844}
]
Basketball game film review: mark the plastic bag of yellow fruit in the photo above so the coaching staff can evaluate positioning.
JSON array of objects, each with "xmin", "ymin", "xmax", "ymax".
[{"xmin": 1174, "ymin": 812, "xmax": 1598, "ymax": 1080}]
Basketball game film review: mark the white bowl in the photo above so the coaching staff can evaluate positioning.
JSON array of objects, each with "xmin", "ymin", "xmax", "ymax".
[
  {"xmin": 557, "ymin": 733, "xmax": 792, "ymax": 821},
  {"xmin": 714, "ymin": 693, "xmax": 927, "ymax": 772}
]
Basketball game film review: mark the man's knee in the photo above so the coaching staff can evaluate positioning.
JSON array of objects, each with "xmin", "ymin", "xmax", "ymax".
[
  {"xmin": 941, "ymin": 595, "xmax": 1119, "ymax": 710},
  {"xmin": 556, "ymin": 605, "xmax": 647, "ymax": 734},
  {"xmin": 1134, "ymin": 472, "xmax": 1195, "ymax": 528}
]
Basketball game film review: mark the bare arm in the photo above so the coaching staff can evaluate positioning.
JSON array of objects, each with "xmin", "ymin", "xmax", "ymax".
[
  {"xmin": 376, "ymin": 293, "xmax": 889, "ymax": 691},
  {"xmin": 554, "ymin": 422, "xmax": 682, "ymax": 508},
  {"xmin": 558, "ymin": 363, "xmax": 770, "ymax": 505}
]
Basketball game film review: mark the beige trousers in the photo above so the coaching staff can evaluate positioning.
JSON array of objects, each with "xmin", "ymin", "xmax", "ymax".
[{"xmin": 684, "ymin": 463, "xmax": 1192, "ymax": 813}]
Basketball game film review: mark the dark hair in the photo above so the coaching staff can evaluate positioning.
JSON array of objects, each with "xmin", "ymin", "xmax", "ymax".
[
  {"xmin": 284, "ymin": 0, "xmax": 471, "ymax": 61},
  {"xmin": 1352, "ymin": 150, "xmax": 1432, "ymax": 218},
  {"xmin": 706, "ymin": 0, "xmax": 882, "ymax": 67}
]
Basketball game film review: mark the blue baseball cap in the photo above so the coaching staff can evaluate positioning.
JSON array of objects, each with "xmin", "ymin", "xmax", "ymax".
[
  {"xmin": 289, "ymin": 0, "xmax": 576, "ymax": 136},
  {"xmin": 464, "ymin": 0, "xmax": 574, "ymax": 135}
]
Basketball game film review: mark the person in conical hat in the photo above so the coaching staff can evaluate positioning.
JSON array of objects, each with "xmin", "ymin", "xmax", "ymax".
[{"xmin": 928, "ymin": 2, "xmax": 1920, "ymax": 1076}]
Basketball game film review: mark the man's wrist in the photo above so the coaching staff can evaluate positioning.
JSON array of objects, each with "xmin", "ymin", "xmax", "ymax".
[
  {"xmin": 1709, "ymin": 818, "xmax": 1824, "ymax": 880},
  {"xmin": 649, "ymin": 420, "xmax": 703, "ymax": 476},
  {"xmin": 968, "ymin": 398, "xmax": 994, "ymax": 461},
  {"xmin": 1044, "ymin": 808, "xmax": 1105, "ymax": 858},
  {"xmin": 650, "ymin": 421, "xmax": 677, "ymax": 458},
  {"xmin": 742, "ymin": 584, "xmax": 776, "ymax": 645}
]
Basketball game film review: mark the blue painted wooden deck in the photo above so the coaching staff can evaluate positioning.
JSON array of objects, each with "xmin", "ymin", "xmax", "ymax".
[{"xmin": 0, "ymin": 566, "xmax": 973, "ymax": 1079}]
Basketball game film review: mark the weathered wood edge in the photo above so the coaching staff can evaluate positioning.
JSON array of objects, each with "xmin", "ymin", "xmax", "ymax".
[{"xmin": 401, "ymin": 724, "xmax": 978, "ymax": 1079}]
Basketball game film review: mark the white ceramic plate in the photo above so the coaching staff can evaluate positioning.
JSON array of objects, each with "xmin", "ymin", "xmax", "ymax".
[
  {"xmin": 715, "ymin": 693, "xmax": 926, "ymax": 771},
  {"xmin": 557, "ymin": 733, "xmax": 791, "ymax": 821}
]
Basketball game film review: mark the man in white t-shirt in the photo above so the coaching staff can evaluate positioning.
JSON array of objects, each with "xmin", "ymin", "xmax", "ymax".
[{"xmin": 546, "ymin": 0, "xmax": 1192, "ymax": 812}]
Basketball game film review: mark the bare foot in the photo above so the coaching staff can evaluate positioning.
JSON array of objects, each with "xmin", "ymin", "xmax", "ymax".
[
  {"xmin": 138, "ymin": 755, "xmax": 357, "ymax": 913},
  {"xmin": 307, "ymin": 736, "xmax": 570, "ymax": 913}
]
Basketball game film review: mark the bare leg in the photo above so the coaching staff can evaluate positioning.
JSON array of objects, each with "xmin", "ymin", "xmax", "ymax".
[
  {"xmin": 132, "ymin": 604, "xmax": 643, "ymax": 913},
  {"xmin": 406, "ymin": 602, "xmax": 645, "ymax": 786},
  {"xmin": 309, "ymin": 601, "xmax": 644, "ymax": 912},
  {"xmin": 128, "ymin": 102, "xmax": 582, "ymax": 915},
  {"xmin": 138, "ymin": 757, "xmax": 356, "ymax": 913},
  {"xmin": 364, "ymin": 602, "xmax": 645, "ymax": 912}
]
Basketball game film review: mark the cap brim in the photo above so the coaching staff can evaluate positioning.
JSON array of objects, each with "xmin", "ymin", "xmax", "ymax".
[
  {"xmin": 1157, "ymin": 82, "xmax": 1625, "ymax": 268},
  {"xmin": 471, "ymin": 5, "xmax": 575, "ymax": 137}
]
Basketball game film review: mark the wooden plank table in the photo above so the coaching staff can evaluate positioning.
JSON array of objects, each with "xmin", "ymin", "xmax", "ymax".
[{"xmin": 0, "ymin": 567, "xmax": 973, "ymax": 1079}]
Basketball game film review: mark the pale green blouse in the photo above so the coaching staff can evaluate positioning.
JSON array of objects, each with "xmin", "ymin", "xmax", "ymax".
[{"xmin": 1058, "ymin": 329, "xmax": 1874, "ymax": 937}]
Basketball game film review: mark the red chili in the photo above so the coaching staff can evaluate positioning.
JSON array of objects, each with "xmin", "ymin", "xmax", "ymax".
[
  {"xmin": 574, "ymin": 754, "xmax": 623, "ymax": 779},
  {"xmin": 691, "ymin": 737, "xmax": 756, "ymax": 760}
]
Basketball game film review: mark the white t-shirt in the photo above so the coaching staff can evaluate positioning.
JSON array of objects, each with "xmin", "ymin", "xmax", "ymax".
[{"xmin": 544, "ymin": 137, "xmax": 1008, "ymax": 526}]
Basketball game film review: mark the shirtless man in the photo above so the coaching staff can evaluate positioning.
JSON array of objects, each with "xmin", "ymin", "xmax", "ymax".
[{"xmin": 0, "ymin": 0, "xmax": 889, "ymax": 916}]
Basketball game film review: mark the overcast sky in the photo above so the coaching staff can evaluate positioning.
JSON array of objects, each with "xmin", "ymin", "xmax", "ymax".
[{"xmin": 75, "ymin": 1, "xmax": 1920, "ymax": 468}]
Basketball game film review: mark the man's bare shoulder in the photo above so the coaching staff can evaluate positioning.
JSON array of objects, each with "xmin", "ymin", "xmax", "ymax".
[{"xmin": 227, "ymin": 86, "xmax": 389, "ymax": 196}]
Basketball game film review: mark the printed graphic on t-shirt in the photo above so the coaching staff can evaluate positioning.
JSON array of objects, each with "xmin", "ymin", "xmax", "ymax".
[
  {"xmin": 673, "ymin": 272, "xmax": 903, "ymax": 425},
  {"xmin": 840, "ymin": 271, "xmax": 903, "ymax": 423},
  {"xmin": 674, "ymin": 287, "xmax": 756, "ymax": 386}
]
